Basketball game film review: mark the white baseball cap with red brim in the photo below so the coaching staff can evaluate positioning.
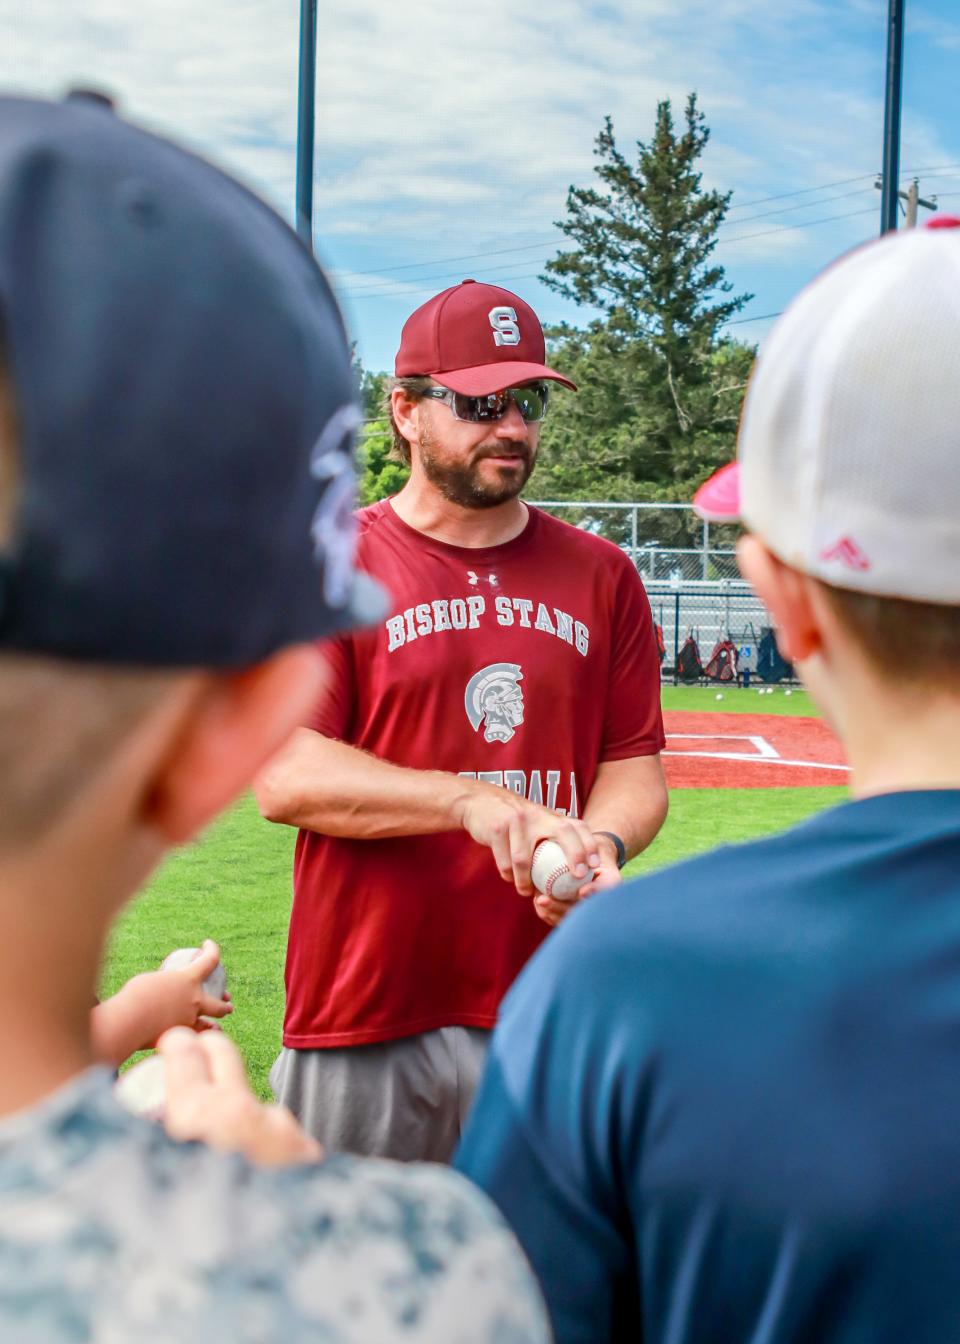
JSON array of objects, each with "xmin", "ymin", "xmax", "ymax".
[{"xmin": 693, "ymin": 216, "xmax": 960, "ymax": 603}]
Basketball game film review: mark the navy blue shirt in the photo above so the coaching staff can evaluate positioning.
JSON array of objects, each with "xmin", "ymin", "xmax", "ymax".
[{"xmin": 457, "ymin": 792, "xmax": 960, "ymax": 1344}]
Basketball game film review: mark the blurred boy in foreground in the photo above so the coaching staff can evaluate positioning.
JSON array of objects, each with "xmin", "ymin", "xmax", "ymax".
[
  {"xmin": 0, "ymin": 92, "xmax": 548, "ymax": 1343},
  {"xmin": 459, "ymin": 218, "xmax": 960, "ymax": 1344}
]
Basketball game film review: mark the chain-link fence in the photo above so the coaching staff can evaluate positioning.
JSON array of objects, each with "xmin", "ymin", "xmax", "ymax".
[
  {"xmin": 645, "ymin": 582, "xmax": 774, "ymax": 676},
  {"xmin": 531, "ymin": 500, "xmax": 786, "ymax": 681},
  {"xmin": 527, "ymin": 499, "xmax": 742, "ymax": 581}
]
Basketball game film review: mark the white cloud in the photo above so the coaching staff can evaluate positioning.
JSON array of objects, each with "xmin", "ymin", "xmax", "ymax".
[
  {"xmin": 1, "ymin": 0, "xmax": 956, "ymax": 366},
  {"xmin": 0, "ymin": 0, "xmax": 881, "ymax": 225},
  {"xmin": 910, "ymin": 9, "xmax": 960, "ymax": 52}
]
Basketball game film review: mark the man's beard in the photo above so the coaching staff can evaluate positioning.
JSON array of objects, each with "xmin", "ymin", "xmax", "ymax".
[{"xmin": 417, "ymin": 427, "xmax": 536, "ymax": 510}]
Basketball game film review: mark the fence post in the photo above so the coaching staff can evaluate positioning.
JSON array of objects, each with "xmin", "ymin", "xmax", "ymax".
[
  {"xmin": 631, "ymin": 506, "xmax": 638, "ymax": 565},
  {"xmin": 701, "ymin": 517, "xmax": 709, "ymax": 580},
  {"xmin": 673, "ymin": 590, "xmax": 681, "ymax": 686}
]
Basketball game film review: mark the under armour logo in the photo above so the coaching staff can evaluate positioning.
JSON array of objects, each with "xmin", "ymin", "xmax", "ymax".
[
  {"xmin": 467, "ymin": 571, "xmax": 500, "ymax": 588},
  {"xmin": 820, "ymin": 536, "xmax": 871, "ymax": 572}
]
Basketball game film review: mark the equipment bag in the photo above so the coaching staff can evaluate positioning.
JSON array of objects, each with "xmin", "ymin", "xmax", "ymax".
[
  {"xmin": 757, "ymin": 627, "xmax": 794, "ymax": 683},
  {"xmin": 704, "ymin": 638, "xmax": 739, "ymax": 682},
  {"xmin": 676, "ymin": 635, "xmax": 703, "ymax": 682}
]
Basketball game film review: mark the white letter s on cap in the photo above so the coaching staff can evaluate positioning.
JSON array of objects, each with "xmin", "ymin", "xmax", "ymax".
[{"xmin": 489, "ymin": 306, "xmax": 521, "ymax": 347}]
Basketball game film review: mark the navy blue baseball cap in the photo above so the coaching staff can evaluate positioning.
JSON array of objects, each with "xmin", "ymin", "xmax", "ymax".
[{"xmin": 0, "ymin": 92, "xmax": 386, "ymax": 666}]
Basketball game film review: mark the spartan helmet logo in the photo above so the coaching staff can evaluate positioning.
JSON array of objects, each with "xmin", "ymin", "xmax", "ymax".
[{"xmin": 465, "ymin": 663, "xmax": 525, "ymax": 744}]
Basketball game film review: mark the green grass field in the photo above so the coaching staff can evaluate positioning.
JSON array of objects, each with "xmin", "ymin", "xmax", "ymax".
[
  {"xmin": 102, "ymin": 683, "xmax": 844, "ymax": 1099},
  {"xmin": 658, "ymin": 682, "xmax": 819, "ymax": 716}
]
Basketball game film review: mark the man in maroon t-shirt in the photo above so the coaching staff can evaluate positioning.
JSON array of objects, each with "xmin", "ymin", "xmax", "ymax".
[{"xmin": 256, "ymin": 280, "xmax": 668, "ymax": 1161}]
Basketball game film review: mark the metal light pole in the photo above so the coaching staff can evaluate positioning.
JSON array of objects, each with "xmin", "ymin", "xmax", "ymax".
[
  {"xmin": 880, "ymin": 0, "xmax": 905, "ymax": 235},
  {"xmin": 295, "ymin": 0, "xmax": 318, "ymax": 251}
]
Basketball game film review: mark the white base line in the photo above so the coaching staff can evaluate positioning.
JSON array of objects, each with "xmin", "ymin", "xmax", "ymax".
[
  {"xmin": 667, "ymin": 733, "xmax": 779, "ymax": 759},
  {"xmin": 663, "ymin": 749, "xmax": 850, "ymax": 772}
]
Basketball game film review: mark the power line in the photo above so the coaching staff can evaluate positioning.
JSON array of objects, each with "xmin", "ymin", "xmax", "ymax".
[
  {"xmin": 718, "ymin": 185, "xmax": 876, "ymax": 228},
  {"xmin": 332, "ymin": 235, "xmax": 558, "ymax": 282},
  {"xmin": 334, "ymin": 180, "xmax": 894, "ymax": 289},
  {"xmin": 334, "ymin": 184, "xmax": 879, "ymax": 289},
  {"xmin": 335, "ymin": 258, "xmax": 560, "ymax": 300},
  {"xmin": 337, "ymin": 205, "xmax": 874, "ymax": 301},
  {"xmin": 333, "ymin": 165, "xmax": 960, "ymax": 296},
  {"xmin": 726, "ymin": 311, "xmax": 783, "ymax": 325},
  {"xmin": 337, "ymin": 193, "xmax": 960, "ymax": 302},
  {"xmin": 904, "ymin": 165, "xmax": 960, "ymax": 180},
  {"xmin": 724, "ymin": 162, "xmax": 960, "ymax": 212},
  {"xmin": 723, "ymin": 171, "xmax": 879, "ymax": 212},
  {"xmin": 723, "ymin": 203, "xmax": 877, "ymax": 244},
  {"xmin": 334, "ymin": 190, "xmax": 851, "ymax": 292},
  {"xmin": 726, "ymin": 190, "xmax": 960, "ymax": 244}
]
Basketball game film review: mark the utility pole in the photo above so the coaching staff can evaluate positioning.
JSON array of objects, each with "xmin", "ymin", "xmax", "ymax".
[
  {"xmin": 295, "ymin": 0, "xmax": 318, "ymax": 252},
  {"xmin": 904, "ymin": 178, "xmax": 937, "ymax": 226},
  {"xmin": 874, "ymin": 175, "xmax": 937, "ymax": 226},
  {"xmin": 880, "ymin": 0, "xmax": 905, "ymax": 235}
]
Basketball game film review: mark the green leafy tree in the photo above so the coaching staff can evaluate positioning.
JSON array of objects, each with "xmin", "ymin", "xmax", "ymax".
[
  {"xmin": 535, "ymin": 95, "xmax": 754, "ymax": 528},
  {"xmin": 352, "ymin": 355, "xmax": 409, "ymax": 504}
]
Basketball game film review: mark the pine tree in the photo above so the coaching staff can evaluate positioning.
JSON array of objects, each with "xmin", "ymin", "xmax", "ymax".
[{"xmin": 538, "ymin": 96, "xmax": 753, "ymax": 503}]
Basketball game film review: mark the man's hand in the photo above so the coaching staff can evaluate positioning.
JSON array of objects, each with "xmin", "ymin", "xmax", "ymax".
[
  {"xmin": 159, "ymin": 1028, "xmax": 322, "ymax": 1167},
  {"xmin": 527, "ymin": 754, "xmax": 668, "ymax": 926},
  {"xmin": 457, "ymin": 783, "xmax": 602, "ymax": 899},
  {"xmin": 533, "ymin": 836, "xmax": 623, "ymax": 927}
]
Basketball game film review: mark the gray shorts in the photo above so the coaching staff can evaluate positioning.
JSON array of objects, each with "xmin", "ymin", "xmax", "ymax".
[{"xmin": 270, "ymin": 1025, "xmax": 490, "ymax": 1163}]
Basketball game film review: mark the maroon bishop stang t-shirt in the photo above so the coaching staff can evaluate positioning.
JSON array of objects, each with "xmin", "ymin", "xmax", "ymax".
[{"xmin": 283, "ymin": 500, "xmax": 665, "ymax": 1047}]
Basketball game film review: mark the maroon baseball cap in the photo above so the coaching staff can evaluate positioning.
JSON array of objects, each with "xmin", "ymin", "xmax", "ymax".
[{"xmin": 395, "ymin": 279, "xmax": 577, "ymax": 395}]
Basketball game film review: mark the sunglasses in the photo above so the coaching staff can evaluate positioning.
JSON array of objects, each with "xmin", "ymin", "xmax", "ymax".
[{"xmin": 422, "ymin": 382, "xmax": 550, "ymax": 424}]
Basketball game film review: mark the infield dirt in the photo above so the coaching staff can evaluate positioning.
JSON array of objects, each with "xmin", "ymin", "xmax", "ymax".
[{"xmin": 663, "ymin": 711, "xmax": 847, "ymax": 788}]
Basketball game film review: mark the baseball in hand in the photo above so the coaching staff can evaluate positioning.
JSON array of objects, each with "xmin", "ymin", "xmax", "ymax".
[
  {"xmin": 160, "ymin": 945, "xmax": 227, "ymax": 1001},
  {"xmin": 530, "ymin": 840, "xmax": 593, "ymax": 902},
  {"xmin": 114, "ymin": 1054, "xmax": 166, "ymax": 1121}
]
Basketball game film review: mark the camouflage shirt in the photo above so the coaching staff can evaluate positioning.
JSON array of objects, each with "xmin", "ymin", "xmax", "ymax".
[{"xmin": 0, "ymin": 1067, "xmax": 551, "ymax": 1343}]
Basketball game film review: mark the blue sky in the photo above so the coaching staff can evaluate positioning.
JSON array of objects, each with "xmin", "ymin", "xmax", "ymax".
[{"xmin": 3, "ymin": 0, "xmax": 956, "ymax": 372}]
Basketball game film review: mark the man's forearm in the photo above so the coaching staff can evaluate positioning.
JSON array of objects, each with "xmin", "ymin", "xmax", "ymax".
[
  {"xmin": 582, "ymin": 754, "xmax": 669, "ymax": 863},
  {"xmin": 256, "ymin": 730, "xmax": 633, "ymax": 904},
  {"xmin": 255, "ymin": 729, "xmax": 481, "ymax": 839}
]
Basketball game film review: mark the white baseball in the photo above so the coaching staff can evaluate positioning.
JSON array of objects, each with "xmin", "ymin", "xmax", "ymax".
[
  {"xmin": 114, "ymin": 1054, "xmax": 166, "ymax": 1121},
  {"xmin": 161, "ymin": 945, "xmax": 227, "ymax": 1001},
  {"xmin": 530, "ymin": 840, "xmax": 591, "ymax": 902}
]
